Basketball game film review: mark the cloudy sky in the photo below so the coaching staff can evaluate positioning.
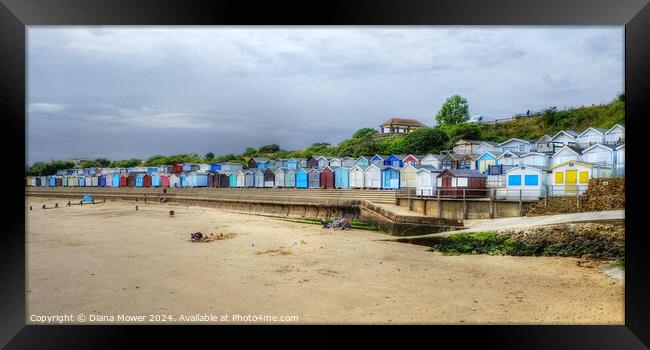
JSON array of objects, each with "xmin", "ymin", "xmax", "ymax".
[{"xmin": 27, "ymin": 26, "xmax": 623, "ymax": 164}]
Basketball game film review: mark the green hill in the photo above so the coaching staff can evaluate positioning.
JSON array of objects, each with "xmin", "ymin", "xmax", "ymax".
[{"xmin": 478, "ymin": 97, "xmax": 624, "ymax": 143}]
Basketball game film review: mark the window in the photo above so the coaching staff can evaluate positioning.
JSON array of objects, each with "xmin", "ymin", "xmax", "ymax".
[
  {"xmin": 451, "ymin": 178, "xmax": 457, "ymax": 187},
  {"xmin": 524, "ymin": 175, "xmax": 538, "ymax": 186},
  {"xmin": 519, "ymin": 145, "xmax": 526, "ymax": 152},
  {"xmin": 457, "ymin": 177, "xmax": 468, "ymax": 187},
  {"xmin": 555, "ymin": 172, "xmax": 564, "ymax": 184},
  {"xmin": 508, "ymin": 175, "xmax": 522, "ymax": 186},
  {"xmin": 437, "ymin": 178, "xmax": 442, "ymax": 187},
  {"xmin": 579, "ymin": 171, "xmax": 589, "ymax": 184}
]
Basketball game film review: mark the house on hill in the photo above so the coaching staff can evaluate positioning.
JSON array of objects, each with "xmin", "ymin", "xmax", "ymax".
[{"xmin": 379, "ymin": 118, "xmax": 425, "ymax": 135}]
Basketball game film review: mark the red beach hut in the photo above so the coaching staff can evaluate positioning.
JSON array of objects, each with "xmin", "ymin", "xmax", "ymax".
[
  {"xmin": 319, "ymin": 167, "xmax": 335, "ymax": 189},
  {"xmin": 160, "ymin": 174, "xmax": 170, "ymax": 187},
  {"xmin": 171, "ymin": 164, "xmax": 183, "ymax": 173},
  {"xmin": 143, "ymin": 174, "xmax": 152, "ymax": 187},
  {"xmin": 120, "ymin": 174, "xmax": 128, "ymax": 187}
]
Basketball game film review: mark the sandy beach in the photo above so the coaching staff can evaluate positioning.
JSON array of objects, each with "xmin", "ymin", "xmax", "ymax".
[{"xmin": 26, "ymin": 196, "xmax": 624, "ymax": 324}]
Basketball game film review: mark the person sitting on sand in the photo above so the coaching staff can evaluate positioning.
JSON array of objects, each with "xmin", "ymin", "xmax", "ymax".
[
  {"xmin": 339, "ymin": 217, "xmax": 351, "ymax": 230},
  {"xmin": 332, "ymin": 217, "xmax": 340, "ymax": 229},
  {"xmin": 320, "ymin": 218, "xmax": 331, "ymax": 229}
]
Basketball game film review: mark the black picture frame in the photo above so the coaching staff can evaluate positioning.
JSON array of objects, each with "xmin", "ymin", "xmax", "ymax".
[{"xmin": 1, "ymin": 0, "xmax": 648, "ymax": 348}]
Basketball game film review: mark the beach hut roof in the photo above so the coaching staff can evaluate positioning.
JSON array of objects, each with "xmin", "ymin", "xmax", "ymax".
[
  {"xmin": 441, "ymin": 169, "xmax": 486, "ymax": 178},
  {"xmin": 504, "ymin": 164, "xmax": 550, "ymax": 173},
  {"xmin": 577, "ymin": 127, "xmax": 607, "ymax": 137}
]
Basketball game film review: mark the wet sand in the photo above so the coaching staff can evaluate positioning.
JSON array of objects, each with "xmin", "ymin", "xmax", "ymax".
[{"xmin": 26, "ymin": 197, "xmax": 624, "ymax": 324}]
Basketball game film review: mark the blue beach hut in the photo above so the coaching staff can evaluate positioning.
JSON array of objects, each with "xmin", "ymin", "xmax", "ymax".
[
  {"xmin": 296, "ymin": 168, "xmax": 309, "ymax": 189},
  {"xmin": 355, "ymin": 156, "xmax": 370, "ymax": 167},
  {"xmin": 210, "ymin": 163, "xmax": 221, "ymax": 172},
  {"xmin": 381, "ymin": 166, "xmax": 401, "ymax": 189},
  {"xmin": 78, "ymin": 176, "xmax": 86, "ymax": 187},
  {"xmin": 111, "ymin": 173, "xmax": 120, "ymax": 187},
  {"xmin": 49, "ymin": 177, "xmax": 57, "ymax": 187},
  {"xmin": 179, "ymin": 173, "xmax": 188, "ymax": 187},
  {"xmin": 228, "ymin": 173, "xmax": 237, "ymax": 188},
  {"xmin": 98, "ymin": 175, "xmax": 106, "ymax": 187},
  {"xmin": 151, "ymin": 173, "xmax": 161, "ymax": 187},
  {"xmin": 287, "ymin": 159, "xmax": 299, "ymax": 170},
  {"xmin": 383, "ymin": 155, "xmax": 404, "ymax": 168},
  {"xmin": 135, "ymin": 174, "xmax": 144, "ymax": 187},
  {"xmin": 334, "ymin": 167, "xmax": 350, "ymax": 188}
]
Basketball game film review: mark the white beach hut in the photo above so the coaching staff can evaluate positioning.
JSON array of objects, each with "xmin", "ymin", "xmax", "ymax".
[{"xmin": 363, "ymin": 164, "xmax": 382, "ymax": 189}]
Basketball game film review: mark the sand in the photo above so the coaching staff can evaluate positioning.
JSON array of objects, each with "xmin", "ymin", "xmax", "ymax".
[{"xmin": 26, "ymin": 197, "xmax": 624, "ymax": 324}]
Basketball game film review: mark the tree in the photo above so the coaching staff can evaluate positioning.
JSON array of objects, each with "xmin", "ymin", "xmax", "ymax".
[
  {"xmin": 438, "ymin": 122, "xmax": 484, "ymax": 148},
  {"xmin": 435, "ymin": 95, "xmax": 470, "ymax": 125},
  {"xmin": 258, "ymin": 144, "xmax": 280, "ymax": 154},
  {"xmin": 352, "ymin": 128, "xmax": 378, "ymax": 139},
  {"xmin": 205, "ymin": 152, "xmax": 215, "ymax": 160},
  {"xmin": 243, "ymin": 147, "xmax": 257, "ymax": 157},
  {"xmin": 401, "ymin": 127, "xmax": 449, "ymax": 154}
]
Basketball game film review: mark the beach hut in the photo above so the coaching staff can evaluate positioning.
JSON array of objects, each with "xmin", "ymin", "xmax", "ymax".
[
  {"xmin": 61, "ymin": 176, "xmax": 68, "ymax": 187},
  {"xmin": 400, "ymin": 164, "xmax": 419, "ymax": 188},
  {"xmin": 34, "ymin": 177, "xmax": 40, "ymax": 187},
  {"xmin": 254, "ymin": 169, "xmax": 265, "ymax": 188},
  {"xmin": 179, "ymin": 173, "xmax": 189, "ymax": 188},
  {"xmin": 316, "ymin": 157, "xmax": 329, "ymax": 169},
  {"xmin": 381, "ymin": 166, "xmax": 401, "ymax": 189},
  {"xmin": 188, "ymin": 172, "xmax": 209, "ymax": 187},
  {"xmin": 210, "ymin": 163, "xmax": 222, "ymax": 172},
  {"xmin": 171, "ymin": 164, "xmax": 183, "ymax": 173},
  {"xmin": 263, "ymin": 169, "xmax": 275, "ymax": 187},
  {"xmin": 370, "ymin": 155, "xmax": 387, "ymax": 167},
  {"xmin": 147, "ymin": 167, "xmax": 157, "ymax": 174},
  {"xmin": 402, "ymin": 154, "xmax": 420, "ymax": 166},
  {"xmin": 244, "ymin": 169, "xmax": 256, "ymax": 188},
  {"xmin": 550, "ymin": 130, "xmax": 580, "ymax": 147},
  {"xmin": 90, "ymin": 176, "xmax": 98, "ymax": 187},
  {"xmin": 135, "ymin": 174, "xmax": 144, "ymax": 187},
  {"xmin": 49, "ymin": 176, "xmax": 57, "ymax": 187},
  {"xmin": 197, "ymin": 164, "xmax": 210, "ymax": 172},
  {"xmin": 452, "ymin": 139, "xmax": 483, "ymax": 154},
  {"xmin": 319, "ymin": 167, "xmax": 334, "ymax": 189},
  {"xmin": 503, "ymin": 165, "xmax": 549, "ymax": 200},
  {"xmin": 248, "ymin": 157, "xmax": 270, "ymax": 169},
  {"xmin": 296, "ymin": 168, "xmax": 309, "ymax": 189},
  {"xmin": 26, "ymin": 177, "xmax": 31, "ymax": 187},
  {"xmin": 120, "ymin": 174, "xmax": 128, "ymax": 187},
  {"xmin": 228, "ymin": 172, "xmax": 237, "ymax": 188},
  {"xmin": 576, "ymin": 127, "xmax": 606, "ymax": 148},
  {"xmin": 274, "ymin": 159, "xmax": 285, "ymax": 169},
  {"xmin": 420, "ymin": 154, "xmax": 444, "ymax": 169},
  {"xmin": 110, "ymin": 173, "xmax": 119, "ymax": 187},
  {"xmin": 284, "ymin": 169, "xmax": 296, "ymax": 188},
  {"xmin": 287, "ymin": 158, "xmax": 299, "ymax": 170},
  {"xmin": 126, "ymin": 173, "xmax": 135, "ymax": 187},
  {"xmin": 363, "ymin": 164, "xmax": 382, "ymax": 189},
  {"xmin": 437, "ymin": 169, "xmax": 487, "ymax": 198},
  {"xmin": 235, "ymin": 170, "xmax": 246, "ymax": 188},
  {"xmin": 604, "ymin": 124, "xmax": 625, "ymax": 144},
  {"xmin": 298, "ymin": 159, "xmax": 308, "ymax": 168},
  {"xmin": 275, "ymin": 168, "xmax": 287, "ymax": 188},
  {"xmin": 551, "ymin": 145, "xmax": 583, "ymax": 167},
  {"xmin": 151, "ymin": 173, "xmax": 160, "ymax": 187},
  {"xmin": 615, "ymin": 144, "xmax": 625, "ymax": 176},
  {"xmin": 78, "ymin": 176, "xmax": 86, "ymax": 187},
  {"xmin": 56, "ymin": 177, "xmax": 63, "ymax": 187},
  {"xmin": 415, "ymin": 166, "xmax": 442, "ymax": 196},
  {"xmin": 306, "ymin": 156, "xmax": 319, "ymax": 168},
  {"xmin": 354, "ymin": 156, "xmax": 370, "ymax": 167},
  {"xmin": 581, "ymin": 143, "xmax": 617, "ymax": 166},
  {"xmin": 143, "ymin": 174, "xmax": 152, "ymax": 187},
  {"xmin": 213, "ymin": 172, "xmax": 228, "ymax": 188},
  {"xmin": 30, "ymin": 177, "xmax": 37, "ymax": 187},
  {"xmin": 98, "ymin": 175, "xmax": 106, "ymax": 187},
  {"xmin": 475, "ymin": 141, "xmax": 501, "ymax": 155},
  {"xmin": 103, "ymin": 174, "xmax": 111, "ymax": 187},
  {"xmin": 340, "ymin": 157, "xmax": 355, "ymax": 167},
  {"xmin": 334, "ymin": 167, "xmax": 350, "ymax": 189},
  {"xmin": 220, "ymin": 163, "xmax": 242, "ymax": 172},
  {"xmin": 550, "ymin": 161, "xmax": 609, "ymax": 195},
  {"xmin": 534, "ymin": 135, "xmax": 560, "ymax": 154},
  {"xmin": 498, "ymin": 138, "xmax": 537, "ymax": 153},
  {"xmin": 161, "ymin": 174, "xmax": 170, "ymax": 187},
  {"xmin": 306, "ymin": 168, "xmax": 319, "ymax": 188},
  {"xmin": 441, "ymin": 153, "xmax": 463, "ymax": 169},
  {"xmin": 182, "ymin": 164, "xmax": 193, "ymax": 172},
  {"xmin": 329, "ymin": 158, "xmax": 342, "ymax": 167},
  {"xmin": 496, "ymin": 151, "xmax": 523, "ymax": 168},
  {"xmin": 519, "ymin": 152, "xmax": 551, "ymax": 168},
  {"xmin": 169, "ymin": 174, "xmax": 180, "ymax": 188},
  {"xmin": 349, "ymin": 165, "xmax": 366, "ymax": 188},
  {"xmin": 207, "ymin": 173, "xmax": 216, "ymax": 187},
  {"xmin": 459, "ymin": 154, "xmax": 478, "ymax": 170},
  {"xmin": 383, "ymin": 155, "xmax": 403, "ymax": 168},
  {"xmin": 476, "ymin": 151, "xmax": 502, "ymax": 174}
]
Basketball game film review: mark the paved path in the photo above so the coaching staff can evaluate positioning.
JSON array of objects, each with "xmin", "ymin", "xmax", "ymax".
[{"xmin": 384, "ymin": 210, "xmax": 624, "ymax": 241}]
